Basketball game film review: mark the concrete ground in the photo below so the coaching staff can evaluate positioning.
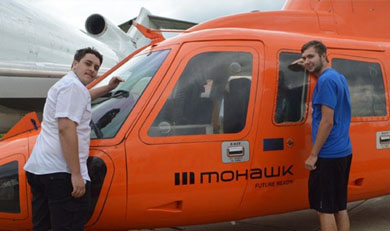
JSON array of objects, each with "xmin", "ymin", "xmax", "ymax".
[{"xmin": 136, "ymin": 195, "xmax": 389, "ymax": 231}]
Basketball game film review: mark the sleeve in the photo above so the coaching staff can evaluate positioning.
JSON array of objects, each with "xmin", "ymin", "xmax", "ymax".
[
  {"xmin": 55, "ymin": 82, "xmax": 88, "ymax": 124},
  {"xmin": 313, "ymin": 77, "xmax": 337, "ymax": 109}
]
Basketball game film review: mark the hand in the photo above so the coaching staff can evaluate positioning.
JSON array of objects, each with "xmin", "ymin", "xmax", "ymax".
[
  {"xmin": 71, "ymin": 174, "xmax": 86, "ymax": 198},
  {"xmin": 293, "ymin": 58, "xmax": 304, "ymax": 66},
  {"xmin": 108, "ymin": 76, "xmax": 125, "ymax": 91},
  {"xmin": 288, "ymin": 58, "xmax": 304, "ymax": 71},
  {"xmin": 305, "ymin": 155, "xmax": 318, "ymax": 171}
]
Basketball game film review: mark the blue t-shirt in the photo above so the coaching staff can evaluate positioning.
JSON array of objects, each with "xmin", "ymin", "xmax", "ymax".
[{"xmin": 312, "ymin": 68, "xmax": 352, "ymax": 158}]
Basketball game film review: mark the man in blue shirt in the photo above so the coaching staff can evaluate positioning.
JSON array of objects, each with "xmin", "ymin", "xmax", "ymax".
[{"xmin": 301, "ymin": 40, "xmax": 352, "ymax": 231}]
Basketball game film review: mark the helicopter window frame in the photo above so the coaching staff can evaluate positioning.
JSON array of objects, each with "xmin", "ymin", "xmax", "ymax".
[
  {"xmin": 0, "ymin": 161, "xmax": 20, "ymax": 214},
  {"xmin": 0, "ymin": 154, "xmax": 29, "ymax": 219},
  {"xmin": 330, "ymin": 55, "xmax": 388, "ymax": 121},
  {"xmin": 139, "ymin": 42, "xmax": 262, "ymax": 144},
  {"xmin": 90, "ymin": 49, "xmax": 171, "ymax": 139},
  {"xmin": 147, "ymin": 51, "xmax": 253, "ymax": 137},
  {"xmin": 273, "ymin": 51, "xmax": 309, "ymax": 126}
]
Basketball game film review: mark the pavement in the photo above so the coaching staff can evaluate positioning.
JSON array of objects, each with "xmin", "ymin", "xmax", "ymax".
[{"xmin": 136, "ymin": 195, "xmax": 390, "ymax": 231}]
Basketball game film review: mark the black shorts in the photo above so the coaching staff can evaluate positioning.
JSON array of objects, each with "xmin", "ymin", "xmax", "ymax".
[{"xmin": 308, "ymin": 154, "xmax": 352, "ymax": 213}]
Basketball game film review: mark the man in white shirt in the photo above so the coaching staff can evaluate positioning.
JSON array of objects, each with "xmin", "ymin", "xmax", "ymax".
[{"xmin": 24, "ymin": 47, "xmax": 122, "ymax": 231}]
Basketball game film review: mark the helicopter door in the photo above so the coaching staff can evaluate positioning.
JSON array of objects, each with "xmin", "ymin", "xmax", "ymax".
[{"xmin": 128, "ymin": 40, "xmax": 263, "ymax": 224}]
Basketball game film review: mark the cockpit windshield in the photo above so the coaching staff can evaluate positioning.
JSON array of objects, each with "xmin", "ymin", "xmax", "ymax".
[{"xmin": 90, "ymin": 49, "xmax": 170, "ymax": 139}]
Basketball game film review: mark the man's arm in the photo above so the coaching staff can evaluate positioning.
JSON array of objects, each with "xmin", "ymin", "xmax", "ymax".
[
  {"xmin": 305, "ymin": 105, "xmax": 334, "ymax": 170},
  {"xmin": 58, "ymin": 118, "xmax": 85, "ymax": 198},
  {"xmin": 89, "ymin": 76, "xmax": 124, "ymax": 101}
]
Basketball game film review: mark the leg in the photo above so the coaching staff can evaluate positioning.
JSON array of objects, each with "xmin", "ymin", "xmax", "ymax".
[
  {"xmin": 45, "ymin": 173, "xmax": 90, "ymax": 231},
  {"xmin": 26, "ymin": 172, "xmax": 51, "ymax": 231},
  {"xmin": 70, "ymin": 181, "xmax": 91, "ymax": 231},
  {"xmin": 334, "ymin": 156, "xmax": 351, "ymax": 231},
  {"xmin": 318, "ymin": 212, "xmax": 337, "ymax": 231},
  {"xmin": 335, "ymin": 210, "xmax": 350, "ymax": 231}
]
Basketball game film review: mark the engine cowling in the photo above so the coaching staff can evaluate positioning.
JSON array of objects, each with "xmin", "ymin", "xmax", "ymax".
[{"xmin": 85, "ymin": 14, "xmax": 134, "ymax": 59}]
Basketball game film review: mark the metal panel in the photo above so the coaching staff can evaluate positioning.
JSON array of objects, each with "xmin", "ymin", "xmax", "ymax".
[
  {"xmin": 222, "ymin": 141, "xmax": 250, "ymax": 163},
  {"xmin": 376, "ymin": 131, "xmax": 390, "ymax": 149}
]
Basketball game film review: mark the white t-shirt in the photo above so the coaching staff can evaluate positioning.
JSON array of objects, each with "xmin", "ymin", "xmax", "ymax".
[{"xmin": 24, "ymin": 71, "xmax": 91, "ymax": 181}]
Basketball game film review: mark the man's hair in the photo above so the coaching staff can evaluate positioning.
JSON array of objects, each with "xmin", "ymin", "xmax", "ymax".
[
  {"xmin": 301, "ymin": 40, "xmax": 328, "ymax": 62},
  {"xmin": 301, "ymin": 40, "xmax": 327, "ymax": 55},
  {"xmin": 73, "ymin": 47, "xmax": 103, "ymax": 65}
]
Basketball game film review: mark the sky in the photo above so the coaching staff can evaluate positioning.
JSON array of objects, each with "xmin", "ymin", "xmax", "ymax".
[{"xmin": 25, "ymin": 0, "xmax": 286, "ymax": 30}]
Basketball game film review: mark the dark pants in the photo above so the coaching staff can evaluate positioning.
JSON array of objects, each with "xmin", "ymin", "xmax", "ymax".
[{"xmin": 26, "ymin": 172, "xmax": 91, "ymax": 231}]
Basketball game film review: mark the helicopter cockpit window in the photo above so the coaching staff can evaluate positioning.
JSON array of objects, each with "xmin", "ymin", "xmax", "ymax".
[
  {"xmin": 332, "ymin": 59, "xmax": 386, "ymax": 117},
  {"xmin": 90, "ymin": 49, "xmax": 170, "ymax": 139},
  {"xmin": 0, "ymin": 161, "xmax": 20, "ymax": 213},
  {"xmin": 148, "ymin": 51, "xmax": 253, "ymax": 137},
  {"xmin": 275, "ymin": 52, "xmax": 308, "ymax": 123}
]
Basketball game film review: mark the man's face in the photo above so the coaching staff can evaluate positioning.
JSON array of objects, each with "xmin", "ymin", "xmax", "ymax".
[
  {"xmin": 72, "ymin": 53, "xmax": 101, "ymax": 86},
  {"xmin": 301, "ymin": 46, "xmax": 326, "ymax": 76}
]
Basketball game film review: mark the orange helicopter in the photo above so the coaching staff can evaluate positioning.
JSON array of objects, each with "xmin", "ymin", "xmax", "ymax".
[{"xmin": 1, "ymin": 0, "xmax": 390, "ymax": 230}]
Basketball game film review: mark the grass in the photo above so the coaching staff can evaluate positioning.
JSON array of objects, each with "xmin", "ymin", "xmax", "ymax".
[{"xmin": 0, "ymin": 133, "xmax": 4, "ymax": 139}]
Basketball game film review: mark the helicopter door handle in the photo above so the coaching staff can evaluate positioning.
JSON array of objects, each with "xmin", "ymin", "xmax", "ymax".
[
  {"xmin": 380, "ymin": 135, "xmax": 390, "ymax": 143},
  {"xmin": 376, "ymin": 131, "xmax": 390, "ymax": 150},
  {"xmin": 227, "ymin": 146, "xmax": 244, "ymax": 157},
  {"xmin": 222, "ymin": 141, "xmax": 250, "ymax": 163}
]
